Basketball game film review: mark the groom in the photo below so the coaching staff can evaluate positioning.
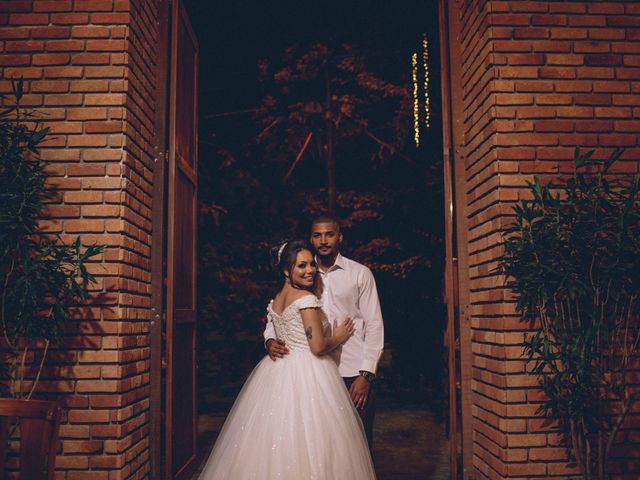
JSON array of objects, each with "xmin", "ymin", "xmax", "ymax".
[{"xmin": 265, "ymin": 215, "xmax": 384, "ymax": 449}]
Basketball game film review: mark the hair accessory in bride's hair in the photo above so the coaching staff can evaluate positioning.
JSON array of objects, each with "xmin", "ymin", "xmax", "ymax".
[{"xmin": 277, "ymin": 241, "xmax": 288, "ymax": 264}]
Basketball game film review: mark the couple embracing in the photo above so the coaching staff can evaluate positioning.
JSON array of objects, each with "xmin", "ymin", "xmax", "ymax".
[{"xmin": 200, "ymin": 216, "xmax": 384, "ymax": 479}]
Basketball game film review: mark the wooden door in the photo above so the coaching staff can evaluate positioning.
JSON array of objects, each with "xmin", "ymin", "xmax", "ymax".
[
  {"xmin": 166, "ymin": 0, "xmax": 199, "ymax": 477},
  {"xmin": 439, "ymin": 0, "xmax": 472, "ymax": 477}
]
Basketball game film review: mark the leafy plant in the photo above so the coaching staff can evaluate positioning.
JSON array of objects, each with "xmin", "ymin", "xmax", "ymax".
[
  {"xmin": 0, "ymin": 79, "xmax": 104, "ymax": 399},
  {"xmin": 499, "ymin": 148, "xmax": 640, "ymax": 480}
]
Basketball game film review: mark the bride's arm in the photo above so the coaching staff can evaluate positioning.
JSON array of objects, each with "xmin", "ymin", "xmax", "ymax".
[{"xmin": 300, "ymin": 308, "xmax": 354, "ymax": 356}]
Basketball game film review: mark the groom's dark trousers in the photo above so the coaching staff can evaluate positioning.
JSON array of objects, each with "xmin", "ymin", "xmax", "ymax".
[{"xmin": 343, "ymin": 376, "xmax": 377, "ymax": 452}]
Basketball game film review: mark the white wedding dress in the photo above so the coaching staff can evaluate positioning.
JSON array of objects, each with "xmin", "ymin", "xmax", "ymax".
[{"xmin": 199, "ymin": 294, "xmax": 376, "ymax": 479}]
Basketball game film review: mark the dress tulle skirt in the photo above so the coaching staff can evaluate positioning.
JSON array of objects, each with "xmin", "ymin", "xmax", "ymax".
[{"xmin": 198, "ymin": 350, "xmax": 376, "ymax": 479}]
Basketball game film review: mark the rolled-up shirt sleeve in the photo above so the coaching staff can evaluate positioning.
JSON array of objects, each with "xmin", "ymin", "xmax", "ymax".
[{"xmin": 358, "ymin": 268, "xmax": 384, "ymax": 374}]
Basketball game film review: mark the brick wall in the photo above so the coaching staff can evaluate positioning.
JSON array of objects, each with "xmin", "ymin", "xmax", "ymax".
[
  {"xmin": 1, "ymin": 1, "xmax": 159, "ymax": 478},
  {"xmin": 455, "ymin": 1, "xmax": 640, "ymax": 479}
]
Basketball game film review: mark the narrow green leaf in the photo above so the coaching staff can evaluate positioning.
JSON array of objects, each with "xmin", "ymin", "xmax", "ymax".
[
  {"xmin": 12, "ymin": 78, "xmax": 24, "ymax": 103},
  {"xmin": 603, "ymin": 147, "xmax": 623, "ymax": 173}
]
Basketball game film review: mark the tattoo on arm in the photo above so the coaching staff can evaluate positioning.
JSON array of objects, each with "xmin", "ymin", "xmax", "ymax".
[{"xmin": 305, "ymin": 326, "xmax": 312, "ymax": 340}]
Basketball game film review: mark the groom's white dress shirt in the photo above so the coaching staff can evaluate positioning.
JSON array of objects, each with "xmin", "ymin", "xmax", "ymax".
[{"xmin": 265, "ymin": 253, "xmax": 384, "ymax": 378}]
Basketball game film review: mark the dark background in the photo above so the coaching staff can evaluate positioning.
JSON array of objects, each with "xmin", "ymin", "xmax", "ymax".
[{"xmin": 183, "ymin": 0, "xmax": 446, "ymax": 415}]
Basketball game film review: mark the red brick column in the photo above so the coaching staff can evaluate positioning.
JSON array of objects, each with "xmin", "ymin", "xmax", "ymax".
[
  {"xmin": 455, "ymin": 1, "xmax": 640, "ymax": 479},
  {"xmin": 1, "ymin": 1, "xmax": 159, "ymax": 478}
]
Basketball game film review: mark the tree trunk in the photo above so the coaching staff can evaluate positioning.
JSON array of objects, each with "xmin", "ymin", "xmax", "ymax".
[
  {"xmin": 326, "ymin": 126, "xmax": 335, "ymax": 215},
  {"xmin": 324, "ymin": 68, "xmax": 336, "ymax": 215}
]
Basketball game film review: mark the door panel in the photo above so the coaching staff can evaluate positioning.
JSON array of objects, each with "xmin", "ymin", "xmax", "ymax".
[
  {"xmin": 173, "ymin": 170, "xmax": 196, "ymax": 312},
  {"xmin": 166, "ymin": 0, "xmax": 199, "ymax": 477},
  {"xmin": 438, "ymin": 0, "xmax": 462, "ymax": 477}
]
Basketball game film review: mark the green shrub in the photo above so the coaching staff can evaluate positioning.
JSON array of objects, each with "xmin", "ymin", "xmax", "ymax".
[
  {"xmin": 0, "ymin": 80, "xmax": 104, "ymax": 398},
  {"xmin": 499, "ymin": 148, "xmax": 640, "ymax": 480}
]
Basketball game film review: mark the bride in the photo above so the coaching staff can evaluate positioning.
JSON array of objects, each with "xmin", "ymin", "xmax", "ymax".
[{"xmin": 198, "ymin": 239, "xmax": 376, "ymax": 479}]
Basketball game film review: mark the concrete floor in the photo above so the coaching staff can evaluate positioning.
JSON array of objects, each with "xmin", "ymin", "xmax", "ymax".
[{"xmin": 187, "ymin": 409, "xmax": 450, "ymax": 479}]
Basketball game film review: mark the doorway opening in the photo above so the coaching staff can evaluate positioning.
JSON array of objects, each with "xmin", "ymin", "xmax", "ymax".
[{"xmin": 173, "ymin": 1, "xmax": 461, "ymax": 478}]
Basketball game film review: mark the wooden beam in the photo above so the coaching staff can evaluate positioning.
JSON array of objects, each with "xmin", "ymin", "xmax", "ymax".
[
  {"xmin": 445, "ymin": 0, "xmax": 474, "ymax": 476},
  {"xmin": 440, "ymin": 0, "xmax": 474, "ymax": 477},
  {"xmin": 150, "ymin": 0, "xmax": 171, "ymax": 477},
  {"xmin": 438, "ymin": 0, "xmax": 459, "ymax": 477}
]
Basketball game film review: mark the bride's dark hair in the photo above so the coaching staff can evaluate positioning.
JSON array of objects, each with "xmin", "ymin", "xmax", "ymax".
[{"xmin": 272, "ymin": 239, "xmax": 322, "ymax": 297}]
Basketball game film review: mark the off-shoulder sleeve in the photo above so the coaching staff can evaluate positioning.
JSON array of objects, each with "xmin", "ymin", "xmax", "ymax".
[{"xmin": 296, "ymin": 294, "xmax": 323, "ymax": 310}]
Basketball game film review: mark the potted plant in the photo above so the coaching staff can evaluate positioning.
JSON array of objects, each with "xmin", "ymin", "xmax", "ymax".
[
  {"xmin": 0, "ymin": 79, "xmax": 104, "ymax": 472},
  {"xmin": 499, "ymin": 148, "xmax": 640, "ymax": 480}
]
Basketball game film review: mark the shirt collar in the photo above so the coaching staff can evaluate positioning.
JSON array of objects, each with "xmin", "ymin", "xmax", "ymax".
[{"xmin": 316, "ymin": 253, "xmax": 345, "ymax": 273}]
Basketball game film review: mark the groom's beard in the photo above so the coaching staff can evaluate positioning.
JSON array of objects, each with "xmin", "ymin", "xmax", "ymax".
[{"xmin": 315, "ymin": 251, "xmax": 334, "ymax": 261}]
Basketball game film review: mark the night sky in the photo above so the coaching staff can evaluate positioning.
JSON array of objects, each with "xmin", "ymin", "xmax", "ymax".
[{"xmin": 184, "ymin": 0, "xmax": 441, "ymax": 119}]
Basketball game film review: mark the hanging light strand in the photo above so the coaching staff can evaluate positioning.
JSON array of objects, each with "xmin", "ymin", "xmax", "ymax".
[
  {"xmin": 412, "ymin": 52, "xmax": 419, "ymax": 148},
  {"xmin": 422, "ymin": 33, "xmax": 431, "ymax": 129}
]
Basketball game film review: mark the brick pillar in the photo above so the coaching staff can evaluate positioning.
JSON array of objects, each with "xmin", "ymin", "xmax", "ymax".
[
  {"xmin": 453, "ymin": 1, "xmax": 640, "ymax": 479},
  {"xmin": 1, "ymin": 1, "xmax": 159, "ymax": 478}
]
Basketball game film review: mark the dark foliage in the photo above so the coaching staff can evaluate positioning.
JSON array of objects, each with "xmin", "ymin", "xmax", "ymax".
[
  {"xmin": 196, "ymin": 47, "xmax": 445, "ymax": 413},
  {"xmin": 499, "ymin": 148, "xmax": 640, "ymax": 479},
  {"xmin": 0, "ymin": 80, "xmax": 104, "ymax": 398}
]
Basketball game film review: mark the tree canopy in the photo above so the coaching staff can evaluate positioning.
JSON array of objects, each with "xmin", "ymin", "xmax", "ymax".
[{"xmin": 197, "ymin": 41, "xmax": 446, "ymax": 413}]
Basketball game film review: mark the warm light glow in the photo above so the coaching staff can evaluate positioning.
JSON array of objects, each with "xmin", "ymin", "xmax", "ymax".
[
  {"xmin": 412, "ymin": 52, "xmax": 419, "ymax": 148},
  {"xmin": 422, "ymin": 33, "xmax": 431, "ymax": 129}
]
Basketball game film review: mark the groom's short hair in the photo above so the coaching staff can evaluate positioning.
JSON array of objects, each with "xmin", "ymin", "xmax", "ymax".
[{"xmin": 311, "ymin": 215, "xmax": 340, "ymax": 231}]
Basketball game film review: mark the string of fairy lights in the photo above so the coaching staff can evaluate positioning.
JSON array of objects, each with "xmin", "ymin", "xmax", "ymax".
[
  {"xmin": 423, "ymin": 34, "xmax": 431, "ymax": 129},
  {"xmin": 412, "ymin": 52, "xmax": 420, "ymax": 148},
  {"xmin": 412, "ymin": 33, "xmax": 431, "ymax": 148}
]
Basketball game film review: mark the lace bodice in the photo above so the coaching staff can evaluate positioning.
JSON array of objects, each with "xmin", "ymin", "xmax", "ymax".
[{"xmin": 267, "ymin": 295, "xmax": 328, "ymax": 352}]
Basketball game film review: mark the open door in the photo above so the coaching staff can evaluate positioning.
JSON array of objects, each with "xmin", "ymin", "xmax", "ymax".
[
  {"xmin": 439, "ymin": 0, "xmax": 472, "ymax": 478},
  {"xmin": 438, "ymin": 2, "xmax": 458, "ymax": 477},
  {"xmin": 165, "ymin": 0, "xmax": 199, "ymax": 477}
]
